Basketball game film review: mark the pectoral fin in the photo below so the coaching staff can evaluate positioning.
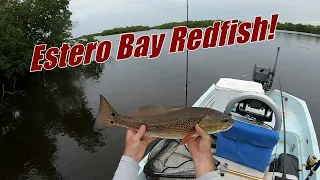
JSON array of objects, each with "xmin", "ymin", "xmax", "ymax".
[{"xmin": 180, "ymin": 131, "xmax": 199, "ymax": 145}]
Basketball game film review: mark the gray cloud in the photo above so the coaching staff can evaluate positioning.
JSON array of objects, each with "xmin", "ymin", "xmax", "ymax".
[{"xmin": 69, "ymin": 0, "xmax": 320, "ymax": 38}]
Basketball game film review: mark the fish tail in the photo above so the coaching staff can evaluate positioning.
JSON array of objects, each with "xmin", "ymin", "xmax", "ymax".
[{"xmin": 95, "ymin": 94, "xmax": 120, "ymax": 129}]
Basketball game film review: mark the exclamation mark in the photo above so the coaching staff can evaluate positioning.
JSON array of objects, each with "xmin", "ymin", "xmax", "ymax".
[{"xmin": 268, "ymin": 13, "xmax": 279, "ymax": 40}]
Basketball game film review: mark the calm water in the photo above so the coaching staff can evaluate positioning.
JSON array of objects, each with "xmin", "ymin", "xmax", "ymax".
[{"xmin": 1, "ymin": 29, "xmax": 320, "ymax": 179}]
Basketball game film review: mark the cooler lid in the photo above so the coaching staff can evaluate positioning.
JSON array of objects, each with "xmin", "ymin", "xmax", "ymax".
[{"xmin": 216, "ymin": 78, "xmax": 264, "ymax": 93}]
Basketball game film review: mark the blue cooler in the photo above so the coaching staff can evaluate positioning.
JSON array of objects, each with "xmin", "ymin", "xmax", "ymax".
[{"xmin": 216, "ymin": 120, "xmax": 279, "ymax": 172}]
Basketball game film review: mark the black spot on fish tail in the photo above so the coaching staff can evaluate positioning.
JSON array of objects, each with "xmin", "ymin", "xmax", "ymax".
[{"xmin": 95, "ymin": 94, "xmax": 120, "ymax": 128}]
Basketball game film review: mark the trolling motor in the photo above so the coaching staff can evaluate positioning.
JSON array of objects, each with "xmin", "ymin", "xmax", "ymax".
[
  {"xmin": 305, "ymin": 156, "xmax": 320, "ymax": 180},
  {"xmin": 252, "ymin": 47, "xmax": 280, "ymax": 91}
]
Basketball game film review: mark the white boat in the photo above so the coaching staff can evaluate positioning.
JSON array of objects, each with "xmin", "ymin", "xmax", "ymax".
[{"xmin": 137, "ymin": 48, "xmax": 320, "ymax": 180}]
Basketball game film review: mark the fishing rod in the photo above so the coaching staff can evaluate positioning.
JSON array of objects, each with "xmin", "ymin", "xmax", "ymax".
[
  {"xmin": 268, "ymin": 47, "xmax": 280, "ymax": 90},
  {"xmin": 275, "ymin": 77, "xmax": 289, "ymax": 180},
  {"xmin": 185, "ymin": 0, "xmax": 189, "ymax": 106}
]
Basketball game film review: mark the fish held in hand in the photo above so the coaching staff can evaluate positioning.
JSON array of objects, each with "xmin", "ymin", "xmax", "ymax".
[{"xmin": 95, "ymin": 95, "xmax": 234, "ymax": 144}]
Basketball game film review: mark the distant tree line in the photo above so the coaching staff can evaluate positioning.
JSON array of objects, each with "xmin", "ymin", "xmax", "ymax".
[
  {"xmin": 75, "ymin": 25, "xmax": 152, "ymax": 42},
  {"xmin": 74, "ymin": 20, "xmax": 320, "ymax": 41},
  {"xmin": 276, "ymin": 22, "xmax": 320, "ymax": 34}
]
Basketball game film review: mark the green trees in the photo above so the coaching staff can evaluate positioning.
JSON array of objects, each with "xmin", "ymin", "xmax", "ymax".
[
  {"xmin": 0, "ymin": 0, "xmax": 72, "ymax": 81},
  {"xmin": 154, "ymin": 21, "xmax": 320, "ymax": 34},
  {"xmin": 0, "ymin": 0, "xmax": 73, "ymax": 108},
  {"xmin": 74, "ymin": 25, "xmax": 151, "ymax": 40},
  {"xmin": 277, "ymin": 22, "xmax": 320, "ymax": 34},
  {"xmin": 153, "ymin": 20, "xmax": 222, "ymax": 29},
  {"xmin": 100, "ymin": 25, "xmax": 151, "ymax": 36},
  {"xmin": 0, "ymin": 2, "xmax": 106, "ymax": 178}
]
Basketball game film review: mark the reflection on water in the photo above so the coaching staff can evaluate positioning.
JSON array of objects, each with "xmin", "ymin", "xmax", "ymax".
[
  {"xmin": 0, "ymin": 30, "xmax": 320, "ymax": 179},
  {"xmin": 0, "ymin": 63, "xmax": 106, "ymax": 179}
]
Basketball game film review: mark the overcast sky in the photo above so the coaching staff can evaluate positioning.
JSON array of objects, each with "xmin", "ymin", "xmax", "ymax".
[{"xmin": 69, "ymin": 0, "xmax": 320, "ymax": 38}]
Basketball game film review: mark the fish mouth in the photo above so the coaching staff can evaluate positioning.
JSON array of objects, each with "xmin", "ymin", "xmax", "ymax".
[
  {"xmin": 211, "ymin": 124, "xmax": 234, "ymax": 134},
  {"xmin": 222, "ymin": 123, "xmax": 234, "ymax": 131}
]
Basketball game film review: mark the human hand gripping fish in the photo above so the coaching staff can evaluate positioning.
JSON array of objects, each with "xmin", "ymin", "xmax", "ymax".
[{"xmin": 95, "ymin": 94, "xmax": 234, "ymax": 144}]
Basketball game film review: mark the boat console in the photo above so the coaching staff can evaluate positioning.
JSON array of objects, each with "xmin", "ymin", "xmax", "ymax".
[{"xmin": 224, "ymin": 92, "xmax": 282, "ymax": 131}]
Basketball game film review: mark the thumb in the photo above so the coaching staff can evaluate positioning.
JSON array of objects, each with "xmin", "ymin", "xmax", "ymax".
[
  {"xmin": 133, "ymin": 125, "xmax": 146, "ymax": 141},
  {"xmin": 195, "ymin": 124, "xmax": 210, "ymax": 142}
]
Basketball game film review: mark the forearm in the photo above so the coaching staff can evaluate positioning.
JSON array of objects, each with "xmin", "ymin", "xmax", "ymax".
[
  {"xmin": 194, "ymin": 156, "xmax": 216, "ymax": 178},
  {"xmin": 113, "ymin": 156, "xmax": 140, "ymax": 180}
]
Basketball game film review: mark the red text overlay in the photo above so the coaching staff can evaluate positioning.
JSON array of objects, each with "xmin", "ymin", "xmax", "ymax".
[{"xmin": 30, "ymin": 14, "xmax": 279, "ymax": 72}]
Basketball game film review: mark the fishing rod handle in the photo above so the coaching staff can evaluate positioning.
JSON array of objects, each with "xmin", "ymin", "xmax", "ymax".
[{"xmin": 314, "ymin": 160, "xmax": 320, "ymax": 171}]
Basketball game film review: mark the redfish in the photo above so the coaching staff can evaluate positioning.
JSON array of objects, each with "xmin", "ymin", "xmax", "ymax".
[{"xmin": 95, "ymin": 95, "xmax": 234, "ymax": 144}]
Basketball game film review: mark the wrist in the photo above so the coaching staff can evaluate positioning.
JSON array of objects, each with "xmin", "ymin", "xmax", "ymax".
[
  {"xmin": 123, "ymin": 154, "xmax": 140, "ymax": 163},
  {"xmin": 193, "ymin": 156, "xmax": 216, "ymax": 177},
  {"xmin": 192, "ymin": 151, "xmax": 213, "ymax": 163},
  {"xmin": 123, "ymin": 150, "xmax": 142, "ymax": 163}
]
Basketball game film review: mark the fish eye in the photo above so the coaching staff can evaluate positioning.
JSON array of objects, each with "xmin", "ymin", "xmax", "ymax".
[
  {"xmin": 111, "ymin": 113, "xmax": 115, "ymax": 117},
  {"xmin": 223, "ymin": 118, "xmax": 229, "ymax": 122}
]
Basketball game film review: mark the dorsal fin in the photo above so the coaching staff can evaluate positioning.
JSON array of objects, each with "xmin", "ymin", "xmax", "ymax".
[
  {"xmin": 171, "ymin": 106, "xmax": 192, "ymax": 111},
  {"xmin": 128, "ymin": 104, "xmax": 169, "ymax": 117}
]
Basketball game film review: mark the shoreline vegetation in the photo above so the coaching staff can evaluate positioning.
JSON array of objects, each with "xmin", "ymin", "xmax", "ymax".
[{"xmin": 73, "ymin": 20, "xmax": 320, "ymax": 42}]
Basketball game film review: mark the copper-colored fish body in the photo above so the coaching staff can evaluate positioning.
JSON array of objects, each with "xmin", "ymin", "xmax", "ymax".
[{"xmin": 95, "ymin": 95, "xmax": 234, "ymax": 142}]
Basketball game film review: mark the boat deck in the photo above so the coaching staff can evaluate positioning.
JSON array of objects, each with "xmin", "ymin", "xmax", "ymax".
[{"xmin": 138, "ymin": 83, "xmax": 320, "ymax": 180}]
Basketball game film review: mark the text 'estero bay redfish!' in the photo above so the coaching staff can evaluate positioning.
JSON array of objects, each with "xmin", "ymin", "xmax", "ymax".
[{"xmin": 30, "ymin": 14, "xmax": 279, "ymax": 72}]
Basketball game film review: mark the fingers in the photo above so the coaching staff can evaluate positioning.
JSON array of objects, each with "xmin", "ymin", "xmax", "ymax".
[
  {"xmin": 132, "ymin": 125, "xmax": 146, "ymax": 141},
  {"xmin": 126, "ymin": 128, "xmax": 135, "ymax": 135},
  {"xmin": 126, "ymin": 128, "xmax": 137, "ymax": 139},
  {"xmin": 195, "ymin": 124, "xmax": 211, "ymax": 142}
]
